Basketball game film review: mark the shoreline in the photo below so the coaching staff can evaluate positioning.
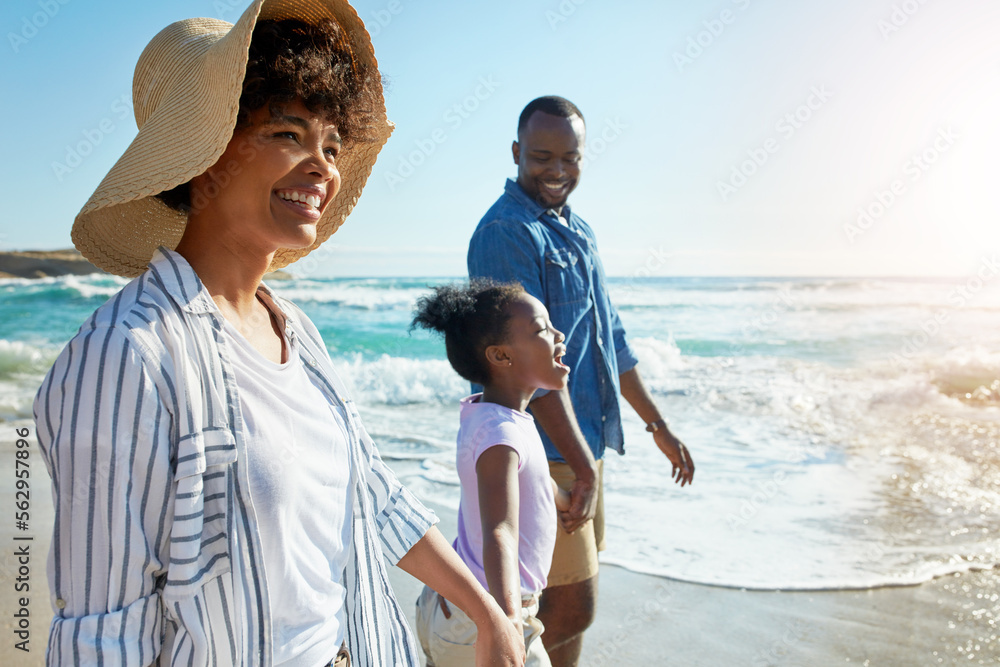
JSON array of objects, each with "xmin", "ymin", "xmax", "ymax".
[
  {"xmin": 2, "ymin": 431, "xmax": 996, "ymax": 666},
  {"xmin": 598, "ymin": 555, "xmax": 1000, "ymax": 595},
  {"xmin": 389, "ymin": 501, "xmax": 999, "ymax": 666}
]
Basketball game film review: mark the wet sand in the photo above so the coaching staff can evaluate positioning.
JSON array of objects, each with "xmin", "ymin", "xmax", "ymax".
[
  {"xmin": 3, "ymin": 429, "xmax": 996, "ymax": 666},
  {"xmin": 393, "ymin": 501, "xmax": 999, "ymax": 666}
]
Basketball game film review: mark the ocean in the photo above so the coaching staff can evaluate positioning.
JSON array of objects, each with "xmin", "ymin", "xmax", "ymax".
[{"xmin": 2, "ymin": 273, "xmax": 998, "ymax": 591}]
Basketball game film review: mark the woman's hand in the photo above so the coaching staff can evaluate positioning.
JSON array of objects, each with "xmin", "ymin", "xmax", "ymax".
[
  {"xmin": 397, "ymin": 527, "xmax": 526, "ymax": 666},
  {"xmin": 475, "ymin": 610, "xmax": 526, "ymax": 667}
]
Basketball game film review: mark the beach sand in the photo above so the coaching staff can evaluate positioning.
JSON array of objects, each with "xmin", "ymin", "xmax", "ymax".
[{"xmin": 2, "ymin": 431, "xmax": 996, "ymax": 666}]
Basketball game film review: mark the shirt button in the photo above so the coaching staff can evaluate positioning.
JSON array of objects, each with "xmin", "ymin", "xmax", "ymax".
[
  {"xmin": 597, "ymin": 338, "xmax": 603, "ymax": 346},
  {"xmin": 601, "ymin": 415, "xmax": 607, "ymax": 422},
  {"xmin": 55, "ymin": 598, "xmax": 66, "ymax": 609}
]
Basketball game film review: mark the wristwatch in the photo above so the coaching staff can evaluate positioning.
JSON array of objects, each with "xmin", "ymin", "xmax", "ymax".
[{"xmin": 645, "ymin": 419, "xmax": 668, "ymax": 433}]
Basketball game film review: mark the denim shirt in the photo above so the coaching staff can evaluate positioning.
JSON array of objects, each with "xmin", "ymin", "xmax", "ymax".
[{"xmin": 468, "ymin": 179, "xmax": 639, "ymax": 461}]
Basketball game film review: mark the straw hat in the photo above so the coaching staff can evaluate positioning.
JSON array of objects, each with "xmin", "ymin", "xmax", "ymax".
[{"xmin": 71, "ymin": 0, "xmax": 392, "ymax": 277}]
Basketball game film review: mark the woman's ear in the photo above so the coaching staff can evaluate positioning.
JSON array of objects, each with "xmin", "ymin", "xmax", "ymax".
[{"xmin": 484, "ymin": 344, "xmax": 512, "ymax": 369}]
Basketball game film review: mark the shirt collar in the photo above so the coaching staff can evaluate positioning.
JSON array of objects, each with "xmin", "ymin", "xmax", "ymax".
[
  {"xmin": 503, "ymin": 178, "xmax": 574, "ymax": 223},
  {"xmin": 148, "ymin": 247, "xmax": 216, "ymax": 314},
  {"xmin": 147, "ymin": 247, "xmax": 297, "ymax": 330}
]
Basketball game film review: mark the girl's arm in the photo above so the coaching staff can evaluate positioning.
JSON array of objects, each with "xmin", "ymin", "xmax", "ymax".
[
  {"xmin": 397, "ymin": 526, "xmax": 525, "ymax": 667},
  {"xmin": 476, "ymin": 445, "xmax": 523, "ymax": 624}
]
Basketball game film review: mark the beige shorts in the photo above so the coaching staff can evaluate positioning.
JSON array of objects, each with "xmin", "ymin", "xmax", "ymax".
[
  {"xmin": 328, "ymin": 645, "xmax": 349, "ymax": 667},
  {"xmin": 415, "ymin": 585, "xmax": 550, "ymax": 667},
  {"xmin": 546, "ymin": 459, "xmax": 605, "ymax": 587}
]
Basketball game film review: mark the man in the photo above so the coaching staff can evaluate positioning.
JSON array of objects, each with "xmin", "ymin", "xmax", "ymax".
[{"xmin": 467, "ymin": 95, "xmax": 695, "ymax": 667}]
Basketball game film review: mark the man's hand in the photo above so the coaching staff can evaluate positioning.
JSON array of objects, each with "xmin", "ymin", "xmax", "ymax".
[
  {"xmin": 653, "ymin": 428, "xmax": 694, "ymax": 486},
  {"xmin": 619, "ymin": 367, "xmax": 695, "ymax": 487},
  {"xmin": 529, "ymin": 388, "xmax": 599, "ymax": 533},
  {"xmin": 559, "ymin": 471, "xmax": 598, "ymax": 533}
]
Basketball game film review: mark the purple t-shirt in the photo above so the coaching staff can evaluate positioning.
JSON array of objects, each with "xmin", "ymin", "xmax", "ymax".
[{"xmin": 453, "ymin": 394, "xmax": 557, "ymax": 595}]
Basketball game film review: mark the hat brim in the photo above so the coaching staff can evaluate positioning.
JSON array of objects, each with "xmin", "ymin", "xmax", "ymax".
[{"xmin": 72, "ymin": 0, "xmax": 392, "ymax": 277}]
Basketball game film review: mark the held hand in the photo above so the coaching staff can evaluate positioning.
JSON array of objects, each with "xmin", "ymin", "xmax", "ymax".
[
  {"xmin": 553, "ymin": 486, "xmax": 572, "ymax": 513},
  {"xmin": 653, "ymin": 429, "xmax": 695, "ymax": 486},
  {"xmin": 559, "ymin": 475, "xmax": 598, "ymax": 533},
  {"xmin": 475, "ymin": 610, "xmax": 526, "ymax": 667}
]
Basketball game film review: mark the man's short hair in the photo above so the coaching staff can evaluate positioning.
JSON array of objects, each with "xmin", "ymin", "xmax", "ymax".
[{"xmin": 517, "ymin": 95, "xmax": 585, "ymax": 134}]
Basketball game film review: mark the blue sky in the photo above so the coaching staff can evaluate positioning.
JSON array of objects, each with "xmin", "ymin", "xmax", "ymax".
[{"xmin": 1, "ymin": 0, "xmax": 997, "ymax": 276}]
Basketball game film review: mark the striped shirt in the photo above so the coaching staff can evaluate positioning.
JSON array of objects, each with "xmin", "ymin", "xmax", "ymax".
[{"xmin": 34, "ymin": 248, "xmax": 437, "ymax": 667}]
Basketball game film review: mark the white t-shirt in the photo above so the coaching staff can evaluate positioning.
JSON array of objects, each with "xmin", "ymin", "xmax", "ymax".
[
  {"xmin": 224, "ymin": 319, "xmax": 353, "ymax": 666},
  {"xmin": 453, "ymin": 394, "xmax": 557, "ymax": 596}
]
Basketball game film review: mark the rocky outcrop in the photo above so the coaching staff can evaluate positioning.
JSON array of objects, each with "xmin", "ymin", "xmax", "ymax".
[
  {"xmin": 0, "ymin": 249, "xmax": 294, "ymax": 280},
  {"xmin": 0, "ymin": 249, "xmax": 104, "ymax": 279}
]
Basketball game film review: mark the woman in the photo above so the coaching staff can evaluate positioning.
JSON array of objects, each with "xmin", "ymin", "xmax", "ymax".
[{"xmin": 34, "ymin": 1, "xmax": 524, "ymax": 666}]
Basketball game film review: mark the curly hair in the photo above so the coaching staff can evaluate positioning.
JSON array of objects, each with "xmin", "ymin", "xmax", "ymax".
[
  {"xmin": 411, "ymin": 279, "xmax": 525, "ymax": 386},
  {"xmin": 157, "ymin": 17, "xmax": 379, "ymax": 212}
]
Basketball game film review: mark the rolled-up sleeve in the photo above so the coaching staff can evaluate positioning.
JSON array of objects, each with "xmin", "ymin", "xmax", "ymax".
[
  {"xmin": 34, "ymin": 326, "xmax": 171, "ymax": 667},
  {"xmin": 610, "ymin": 303, "xmax": 639, "ymax": 375}
]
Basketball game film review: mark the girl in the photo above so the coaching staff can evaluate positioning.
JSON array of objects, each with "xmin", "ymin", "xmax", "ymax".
[{"xmin": 412, "ymin": 280, "xmax": 572, "ymax": 667}]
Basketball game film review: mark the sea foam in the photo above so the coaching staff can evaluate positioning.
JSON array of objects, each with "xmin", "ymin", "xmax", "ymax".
[
  {"xmin": 333, "ymin": 353, "xmax": 467, "ymax": 405},
  {"xmin": 3, "ymin": 275, "xmax": 997, "ymax": 591},
  {"xmin": 0, "ymin": 340, "xmax": 55, "ymax": 378}
]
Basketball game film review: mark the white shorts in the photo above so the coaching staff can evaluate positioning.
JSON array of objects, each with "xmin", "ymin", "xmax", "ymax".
[{"xmin": 415, "ymin": 584, "xmax": 551, "ymax": 667}]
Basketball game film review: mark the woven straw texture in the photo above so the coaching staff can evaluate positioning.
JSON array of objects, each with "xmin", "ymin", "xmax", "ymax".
[{"xmin": 71, "ymin": 0, "xmax": 392, "ymax": 277}]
